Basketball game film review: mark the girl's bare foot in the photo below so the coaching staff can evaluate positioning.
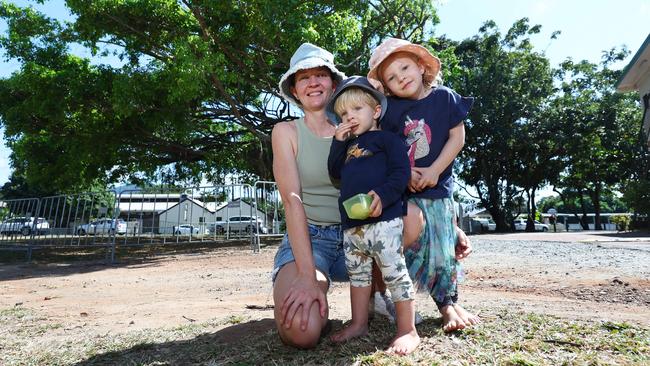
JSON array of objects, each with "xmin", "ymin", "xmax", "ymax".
[
  {"xmin": 330, "ymin": 323, "xmax": 368, "ymax": 343},
  {"xmin": 453, "ymin": 304, "xmax": 480, "ymax": 326},
  {"xmin": 440, "ymin": 305, "xmax": 466, "ymax": 332},
  {"xmin": 386, "ymin": 329, "xmax": 420, "ymax": 355}
]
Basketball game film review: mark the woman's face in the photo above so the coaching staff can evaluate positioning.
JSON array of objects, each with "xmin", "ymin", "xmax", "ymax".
[{"xmin": 290, "ymin": 67, "xmax": 335, "ymax": 111}]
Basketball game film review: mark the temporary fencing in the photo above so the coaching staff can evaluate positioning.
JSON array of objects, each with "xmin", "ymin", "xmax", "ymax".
[{"xmin": 0, "ymin": 182, "xmax": 284, "ymax": 261}]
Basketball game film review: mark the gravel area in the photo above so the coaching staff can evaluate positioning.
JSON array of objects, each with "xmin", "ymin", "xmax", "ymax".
[{"xmin": 463, "ymin": 237, "xmax": 650, "ymax": 310}]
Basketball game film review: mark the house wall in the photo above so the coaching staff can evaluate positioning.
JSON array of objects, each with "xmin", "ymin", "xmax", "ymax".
[
  {"xmin": 157, "ymin": 200, "xmax": 214, "ymax": 234},
  {"xmin": 213, "ymin": 201, "xmax": 267, "ymax": 226}
]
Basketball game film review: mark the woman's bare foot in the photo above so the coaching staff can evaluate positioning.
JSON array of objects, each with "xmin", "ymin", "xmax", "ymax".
[
  {"xmin": 330, "ymin": 323, "xmax": 368, "ymax": 343},
  {"xmin": 440, "ymin": 305, "xmax": 466, "ymax": 332},
  {"xmin": 453, "ymin": 304, "xmax": 480, "ymax": 326},
  {"xmin": 386, "ymin": 329, "xmax": 420, "ymax": 355}
]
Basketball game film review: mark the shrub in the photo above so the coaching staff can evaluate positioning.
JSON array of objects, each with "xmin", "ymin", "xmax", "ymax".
[{"xmin": 610, "ymin": 214, "xmax": 631, "ymax": 231}]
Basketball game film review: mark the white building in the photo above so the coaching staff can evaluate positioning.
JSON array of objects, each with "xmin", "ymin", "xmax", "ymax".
[
  {"xmin": 616, "ymin": 33, "xmax": 650, "ymax": 148},
  {"xmin": 115, "ymin": 193, "xmax": 270, "ymax": 233},
  {"xmin": 209, "ymin": 198, "xmax": 269, "ymax": 227}
]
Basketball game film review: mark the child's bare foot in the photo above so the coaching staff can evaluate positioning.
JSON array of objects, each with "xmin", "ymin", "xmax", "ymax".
[
  {"xmin": 440, "ymin": 305, "xmax": 466, "ymax": 332},
  {"xmin": 453, "ymin": 304, "xmax": 480, "ymax": 326},
  {"xmin": 386, "ymin": 329, "xmax": 420, "ymax": 355},
  {"xmin": 330, "ymin": 323, "xmax": 368, "ymax": 343}
]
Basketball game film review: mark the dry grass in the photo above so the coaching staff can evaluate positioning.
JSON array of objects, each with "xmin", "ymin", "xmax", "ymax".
[{"xmin": 1, "ymin": 305, "xmax": 648, "ymax": 365}]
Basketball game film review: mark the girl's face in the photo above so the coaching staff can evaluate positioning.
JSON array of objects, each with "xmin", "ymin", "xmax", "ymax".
[
  {"xmin": 290, "ymin": 67, "xmax": 335, "ymax": 111},
  {"xmin": 380, "ymin": 52, "xmax": 426, "ymax": 100}
]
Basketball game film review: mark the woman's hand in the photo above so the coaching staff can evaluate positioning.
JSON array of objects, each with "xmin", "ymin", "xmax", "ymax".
[
  {"xmin": 367, "ymin": 190, "xmax": 383, "ymax": 217},
  {"xmin": 281, "ymin": 272, "xmax": 327, "ymax": 330}
]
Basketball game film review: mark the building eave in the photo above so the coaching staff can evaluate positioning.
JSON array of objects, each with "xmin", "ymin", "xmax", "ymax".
[{"xmin": 616, "ymin": 33, "xmax": 650, "ymax": 92}]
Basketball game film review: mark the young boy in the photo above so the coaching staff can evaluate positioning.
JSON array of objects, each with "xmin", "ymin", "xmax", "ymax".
[
  {"xmin": 368, "ymin": 38, "xmax": 480, "ymax": 332},
  {"xmin": 327, "ymin": 76, "xmax": 420, "ymax": 355}
]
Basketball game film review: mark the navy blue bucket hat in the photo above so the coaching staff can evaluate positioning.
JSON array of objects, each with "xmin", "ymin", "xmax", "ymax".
[{"xmin": 326, "ymin": 76, "xmax": 387, "ymax": 125}]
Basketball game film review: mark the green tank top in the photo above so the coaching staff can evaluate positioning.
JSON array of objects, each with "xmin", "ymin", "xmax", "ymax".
[{"xmin": 295, "ymin": 118, "xmax": 341, "ymax": 225}]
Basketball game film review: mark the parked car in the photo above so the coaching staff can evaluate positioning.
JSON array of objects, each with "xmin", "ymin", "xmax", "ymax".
[
  {"xmin": 513, "ymin": 219, "xmax": 549, "ymax": 232},
  {"xmin": 209, "ymin": 216, "xmax": 269, "ymax": 234},
  {"xmin": 472, "ymin": 218, "xmax": 496, "ymax": 232},
  {"xmin": 76, "ymin": 218, "xmax": 127, "ymax": 235},
  {"xmin": 173, "ymin": 224, "xmax": 206, "ymax": 235},
  {"xmin": 0, "ymin": 217, "xmax": 50, "ymax": 236}
]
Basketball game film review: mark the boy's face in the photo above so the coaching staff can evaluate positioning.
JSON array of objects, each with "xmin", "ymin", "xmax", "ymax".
[
  {"xmin": 380, "ymin": 52, "xmax": 426, "ymax": 100},
  {"xmin": 337, "ymin": 100, "xmax": 381, "ymax": 137}
]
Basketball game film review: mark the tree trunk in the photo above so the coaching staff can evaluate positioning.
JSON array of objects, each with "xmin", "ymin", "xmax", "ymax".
[
  {"xmin": 578, "ymin": 193, "xmax": 589, "ymax": 230},
  {"xmin": 553, "ymin": 188, "xmax": 576, "ymax": 231},
  {"xmin": 592, "ymin": 183, "xmax": 603, "ymax": 230},
  {"xmin": 525, "ymin": 189, "xmax": 535, "ymax": 232}
]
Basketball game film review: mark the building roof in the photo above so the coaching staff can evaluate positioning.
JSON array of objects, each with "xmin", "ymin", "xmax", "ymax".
[{"xmin": 616, "ymin": 33, "xmax": 650, "ymax": 92}]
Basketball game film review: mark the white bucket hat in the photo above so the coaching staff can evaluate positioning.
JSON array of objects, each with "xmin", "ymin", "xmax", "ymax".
[{"xmin": 278, "ymin": 43, "xmax": 346, "ymax": 106}]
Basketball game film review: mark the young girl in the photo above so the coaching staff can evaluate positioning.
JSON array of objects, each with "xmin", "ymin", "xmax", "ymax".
[{"xmin": 367, "ymin": 37, "xmax": 480, "ymax": 332}]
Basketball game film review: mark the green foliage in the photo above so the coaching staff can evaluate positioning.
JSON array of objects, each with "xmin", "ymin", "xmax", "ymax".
[
  {"xmin": 610, "ymin": 214, "xmax": 631, "ymax": 231},
  {"xmin": 537, "ymin": 194, "xmax": 629, "ymax": 214},
  {"xmin": 0, "ymin": 0, "xmax": 440, "ymax": 192},
  {"xmin": 552, "ymin": 50, "xmax": 641, "ymax": 228},
  {"xmin": 622, "ymin": 177, "xmax": 650, "ymax": 216},
  {"xmin": 620, "ymin": 124, "xmax": 650, "ymax": 216},
  {"xmin": 452, "ymin": 18, "xmax": 555, "ymax": 230}
]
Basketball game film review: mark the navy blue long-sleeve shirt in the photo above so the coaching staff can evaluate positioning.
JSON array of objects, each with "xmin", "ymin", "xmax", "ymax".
[{"xmin": 328, "ymin": 130, "xmax": 410, "ymax": 230}]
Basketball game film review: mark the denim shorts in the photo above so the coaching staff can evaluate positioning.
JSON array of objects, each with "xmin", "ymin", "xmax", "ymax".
[{"xmin": 272, "ymin": 223, "xmax": 349, "ymax": 284}]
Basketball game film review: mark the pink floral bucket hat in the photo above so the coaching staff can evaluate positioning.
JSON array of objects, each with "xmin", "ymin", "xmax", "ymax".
[{"xmin": 367, "ymin": 37, "xmax": 441, "ymax": 89}]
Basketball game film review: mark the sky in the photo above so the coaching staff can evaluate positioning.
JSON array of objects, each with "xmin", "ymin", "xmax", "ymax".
[{"xmin": 0, "ymin": 0, "xmax": 649, "ymax": 194}]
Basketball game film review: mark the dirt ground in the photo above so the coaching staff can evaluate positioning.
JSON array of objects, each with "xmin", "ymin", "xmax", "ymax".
[{"xmin": 1, "ymin": 231, "xmax": 649, "ymax": 340}]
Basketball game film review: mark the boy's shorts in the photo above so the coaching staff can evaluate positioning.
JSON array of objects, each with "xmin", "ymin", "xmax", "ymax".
[
  {"xmin": 272, "ymin": 223, "xmax": 349, "ymax": 284},
  {"xmin": 344, "ymin": 217, "xmax": 414, "ymax": 302}
]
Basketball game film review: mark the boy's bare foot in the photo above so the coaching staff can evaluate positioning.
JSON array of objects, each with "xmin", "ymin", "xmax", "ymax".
[
  {"xmin": 386, "ymin": 329, "xmax": 420, "ymax": 355},
  {"xmin": 440, "ymin": 305, "xmax": 466, "ymax": 332},
  {"xmin": 330, "ymin": 323, "xmax": 368, "ymax": 343},
  {"xmin": 453, "ymin": 304, "xmax": 480, "ymax": 326}
]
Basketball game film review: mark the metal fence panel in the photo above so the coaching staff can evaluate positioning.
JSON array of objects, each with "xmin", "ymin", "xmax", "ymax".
[{"xmin": 1, "ymin": 184, "xmax": 285, "ymax": 261}]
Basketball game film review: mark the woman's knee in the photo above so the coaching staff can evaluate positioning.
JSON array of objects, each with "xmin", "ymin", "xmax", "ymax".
[
  {"xmin": 272, "ymin": 263, "xmax": 328, "ymax": 349},
  {"xmin": 275, "ymin": 305, "xmax": 325, "ymax": 349}
]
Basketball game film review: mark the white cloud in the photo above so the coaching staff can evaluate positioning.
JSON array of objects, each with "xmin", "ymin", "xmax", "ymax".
[{"xmin": 530, "ymin": 0, "xmax": 551, "ymax": 16}]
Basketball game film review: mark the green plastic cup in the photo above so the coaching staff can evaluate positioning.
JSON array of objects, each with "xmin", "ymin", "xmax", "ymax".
[{"xmin": 342, "ymin": 193, "xmax": 373, "ymax": 220}]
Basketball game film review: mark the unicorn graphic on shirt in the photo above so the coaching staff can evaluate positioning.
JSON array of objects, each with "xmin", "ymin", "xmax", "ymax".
[{"xmin": 403, "ymin": 115, "xmax": 431, "ymax": 166}]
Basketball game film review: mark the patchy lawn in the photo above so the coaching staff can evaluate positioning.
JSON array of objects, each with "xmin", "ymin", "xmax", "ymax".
[{"xmin": 1, "ymin": 305, "xmax": 648, "ymax": 365}]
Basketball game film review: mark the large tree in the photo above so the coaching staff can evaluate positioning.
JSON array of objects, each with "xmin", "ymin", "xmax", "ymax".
[
  {"xmin": 552, "ymin": 51, "xmax": 640, "ymax": 230},
  {"xmin": 0, "ymin": 0, "xmax": 439, "ymax": 193},
  {"xmin": 450, "ymin": 19, "xmax": 555, "ymax": 231}
]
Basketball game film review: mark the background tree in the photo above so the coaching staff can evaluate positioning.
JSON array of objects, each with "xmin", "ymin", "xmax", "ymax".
[
  {"xmin": 620, "ymin": 94, "xmax": 650, "ymax": 221},
  {"xmin": 0, "ymin": 0, "xmax": 438, "ymax": 193},
  {"xmin": 538, "ymin": 193, "xmax": 628, "ymax": 214},
  {"xmin": 552, "ymin": 51, "xmax": 641, "ymax": 230},
  {"xmin": 451, "ymin": 18, "xmax": 555, "ymax": 231}
]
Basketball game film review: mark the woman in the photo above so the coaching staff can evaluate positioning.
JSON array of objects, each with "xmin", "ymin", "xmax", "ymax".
[{"xmin": 271, "ymin": 43, "xmax": 472, "ymax": 349}]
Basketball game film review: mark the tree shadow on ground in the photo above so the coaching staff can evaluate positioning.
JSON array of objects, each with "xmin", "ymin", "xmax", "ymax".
[
  {"xmin": 590, "ymin": 230, "xmax": 650, "ymax": 239},
  {"xmin": 0, "ymin": 239, "xmax": 280, "ymax": 281},
  {"xmin": 71, "ymin": 317, "xmax": 440, "ymax": 365}
]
